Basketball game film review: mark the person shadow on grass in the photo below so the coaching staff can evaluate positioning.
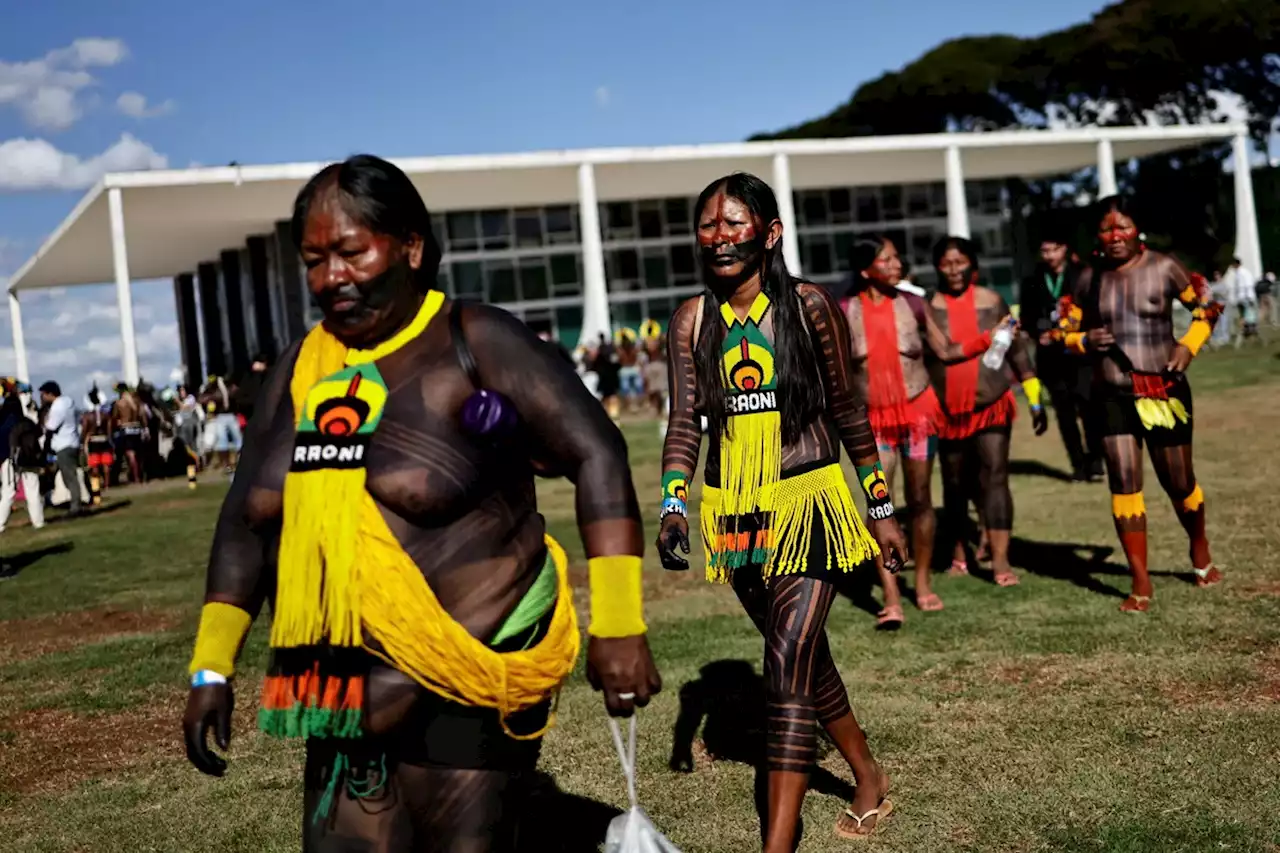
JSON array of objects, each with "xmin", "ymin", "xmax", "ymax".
[
  {"xmin": 1007, "ymin": 535, "xmax": 1198, "ymax": 597},
  {"xmin": 519, "ymin": 770, "xmax": 622, "ymax": 852},
  {"xmin": 669, "ymin": 659, "xmax": 855, "ymax": 851}
]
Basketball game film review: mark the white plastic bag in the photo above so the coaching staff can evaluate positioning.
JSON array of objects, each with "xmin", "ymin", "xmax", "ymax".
[{"xmin": 603, "ymin": 715, "xmax": 683, "ymax": 853}]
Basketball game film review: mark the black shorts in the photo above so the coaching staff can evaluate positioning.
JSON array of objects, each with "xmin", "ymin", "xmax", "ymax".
[
  {"xmin": 115, "ymin": 429, "xmax": 144, "ymax": 454},
  {"xmin": 1099, "ymin": 375, "xmax": 1194, "ymax": 447}
]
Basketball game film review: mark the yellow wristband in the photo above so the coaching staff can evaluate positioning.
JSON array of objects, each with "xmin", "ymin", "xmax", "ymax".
[
  {"xmin": 1022, "ymin": 377, "xmax": 1043, "ymax": 408},
  {"xmin": 188, "ymin": 601, "xmax": 253, "ymax": 677},
  {"xmin": 587, "ymin": 555, "xmax": 647, "ymax": 638},
  {"xmin": 1179, "ymin": 320, "xmax": 1211, "ymax": 357}
]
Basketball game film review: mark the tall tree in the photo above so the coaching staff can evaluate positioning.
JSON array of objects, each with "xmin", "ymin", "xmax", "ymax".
[
  {"xmin": 754, "ymin": 0, "xmax": 1280, "ymax": 270},
  {"xmin": 757, "ymin": 0, "xmax": 1280, "ymax": 144}
]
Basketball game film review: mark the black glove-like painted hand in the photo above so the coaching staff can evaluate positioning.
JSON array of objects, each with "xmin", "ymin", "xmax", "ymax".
[
  {"xmin": 1031, "ymin": 406, "xmax": 1050, "ymax": 436},
  {"xmin": 656, "ymin": 514, "xmax": 690, "ymax": 572},
  {"xmin": 183, "ymin": 683, "xmax": 233, "ymax": 777}
]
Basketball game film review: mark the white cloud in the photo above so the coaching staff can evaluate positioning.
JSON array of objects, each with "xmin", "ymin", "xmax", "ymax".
[
  {"xmin": 48, "ymin": 38, "xmax": 129, "ymax": 69},
  {"xmin": 595, "ymin": 85, "xmax": 611, "ymax": 108},
  {"xmin": 0, "ymin": 38, "xmax": 128, "ymax": 131},
  {"xmin": 0, "ymin": 132, "xmax": 168, "ymax": 192},
  {"xmin": 1, "ymin": 282, "xmax": 182, "ymax": 395},
  {"xmin": 117, "ymin": 91, "xmax": 174, "ymax": 119},
  {"xmin": 25, "ymin": 86, "xmax": 81, "ymax": 131}
]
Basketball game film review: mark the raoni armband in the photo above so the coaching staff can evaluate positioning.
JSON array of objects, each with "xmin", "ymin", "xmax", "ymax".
[
  {"xmin": 587, "ymin": 555, "xmax": 647, "ymax": 638},
  {"xmin": 855, "ymin": 462, "xmax": 896, "ymax": 521},
  {"xmin": 660, "ymin": 470, "xmax": 689, "ymax": 521},
  {"xmin": 188, "ymin": 601, "xmax": 253, "ymax": 680}
]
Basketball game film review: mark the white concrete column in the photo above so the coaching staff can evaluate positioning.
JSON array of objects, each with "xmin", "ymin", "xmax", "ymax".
[
  {"xmin": 1096, "ymin": 138, "xmax": 1118, "ymax": 198},
  {"xmin": 1232, "ymin": 131, "xmax": 1263, "ymax": 277},
  {"xmin": 944, "ymin": 145, "xmax": 970, "ymax": 239},
  {"xmin": 107, "ymin": 187, "xmax": 141, "ymax": 387},
  {"xmin": 771, "ymin": 152, "xmax": 803, "ymax": 275},
  {"xmin": 8, "ymin": 291, "xmax": 29, "ymax": 384},
  {"xmin": 576, "ymin": 163, "xmax": 612, "ymax": 348}
]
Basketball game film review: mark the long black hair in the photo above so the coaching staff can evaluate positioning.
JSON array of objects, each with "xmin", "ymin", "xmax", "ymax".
[
  {"xmin": 290, "ymin": 154, "xmax": 442, "ymax": 290},
  {"xmin": 693, "ymin": 173, "xmax": 823, "ymax": 446},
  {"xmin": 848, "ymin": 234, "xmax": 896, "ymax": 293},
  {"xmin": 1091, "ymin": 194, "xmax": 1142, "ymax": 233},
  {"xmin": 931, "ymin": 235, "xmax": 980, "ymax": 275}
]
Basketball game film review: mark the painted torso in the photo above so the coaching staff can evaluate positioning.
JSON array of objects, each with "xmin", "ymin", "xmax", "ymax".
[
  {"xmin": 243, "ymin": 319, "xmax": 545, "ymax": 642},
  {"xmin": 844, "ymin": 293, "xmax": 932, "ymax": 401},
  {"xmin": 700, "ymin": 299, "xmax": 838, "ymax": 487},
  {"xmin": 1077, "ymin": 251, "xmax": 1183, "ymax": 390},
  {"xmin": 927, "ymin": 285, "xmax": 1012, "ymax": 411}
]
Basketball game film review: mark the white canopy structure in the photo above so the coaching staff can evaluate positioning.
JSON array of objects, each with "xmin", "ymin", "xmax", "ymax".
[{"xmin": 6, "ymin": 123, "xmax": 1258, "ymax": 387}]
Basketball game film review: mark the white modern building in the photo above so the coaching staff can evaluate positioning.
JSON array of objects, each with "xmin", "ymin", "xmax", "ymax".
[{"xmin": 5, "ymin": 123, "xmax": 1261, "ymax": 388}]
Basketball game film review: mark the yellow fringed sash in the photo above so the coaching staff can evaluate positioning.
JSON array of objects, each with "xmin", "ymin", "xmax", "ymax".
[{"xmin": 272, "ymin": 290, "xmax": 579, "ymax": 726}]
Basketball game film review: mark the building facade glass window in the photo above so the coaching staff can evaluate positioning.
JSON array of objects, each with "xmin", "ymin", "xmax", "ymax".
[{"xmin": 416, "ymin": 178, "xmax": 1014, "ymax": 345}]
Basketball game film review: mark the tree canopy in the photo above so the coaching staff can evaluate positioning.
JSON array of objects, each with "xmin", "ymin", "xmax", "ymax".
[
  {"xmin": 754, "ymin": 0, "xmax": 1280, "ymax": 145},
  {"xmin": 752, "ymin": 0, "xmax": 1280, "ymax": 272}
]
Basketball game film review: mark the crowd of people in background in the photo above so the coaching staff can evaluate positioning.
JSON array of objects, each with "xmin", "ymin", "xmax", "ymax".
[
  {"xmin": 573, "ymin": 325, "xmax": 669, "ymax": 426},
  {"xmin": 0, "ymin": 355, "xmax": 274, "ymax": 537},
  {"xmin": 1208, "ymin": 259, "xmax": 1277, "ymax": 346}
]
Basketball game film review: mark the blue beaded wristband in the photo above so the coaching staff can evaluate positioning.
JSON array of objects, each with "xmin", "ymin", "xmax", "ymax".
[
  {"xmin": 660, "ymin": 497, "xmax": 687, "ymax": 520},
  {"xmin": 191, "ymin": 669, "xmax": 228, "ymax": 688}
]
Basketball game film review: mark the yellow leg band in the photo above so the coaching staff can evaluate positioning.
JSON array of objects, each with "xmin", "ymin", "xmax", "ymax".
[
  {"xmin": 587, "ymin": 555, "xmax": 646, "ymax": 638},
  {"xmin": 1181, "ymin": 484, "xmax": 1204, "ymax": 512},
  {"xmin": 188, "ymin": 602, "xmax": 253, "ymax": 677},
  {"xmin": 1111, "ymin": 492, "xmax": 1146, "ymax": 521},
  {"xmin": 1022, "ymin": 377, "xmax": 1043, "ymax": 408},
  {"xmin": 1179, "ymin": 320, "xmax": 1212, "ymax": 357}
]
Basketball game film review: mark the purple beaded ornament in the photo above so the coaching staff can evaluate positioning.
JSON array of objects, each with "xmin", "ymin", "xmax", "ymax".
[
  {"xmin": 460, "ymin": 388, "xmax": 517, "ymax": 438},
  {"xmin": 451, "ymin": 301, "xmax": 518, "ymax": 440}
]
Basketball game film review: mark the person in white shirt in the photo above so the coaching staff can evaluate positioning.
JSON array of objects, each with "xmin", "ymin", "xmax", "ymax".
[
  {"xmin": 1227, "ymin": 258, "xmax": 1258, "ymax": 307},
  {"xmin": 40, "ymin": 381, "xmax": 82, "ymax": 517},
  {"xmin": 1226, "ymin": 259, "xmax": 1258, "ymax": 348}
]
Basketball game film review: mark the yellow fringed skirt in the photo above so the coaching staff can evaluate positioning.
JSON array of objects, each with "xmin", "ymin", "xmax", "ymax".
[{"xmin": 700, "ymin": 463, "xmax": 880, "ymax": 584}]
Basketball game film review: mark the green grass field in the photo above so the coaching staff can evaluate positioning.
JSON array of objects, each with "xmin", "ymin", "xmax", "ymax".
[{"xmin": 2, "ymin": 343, "xmax": 1279, "ymax": 853}]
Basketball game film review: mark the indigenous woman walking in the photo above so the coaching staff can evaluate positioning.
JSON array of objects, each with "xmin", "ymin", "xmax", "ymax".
[
  {"xmin": 927, "ymin": 237, "xmax": 1048, "ymax": 587},
  {"xmin": 844, "ymin": 235, "xmax": 995, "ymax": 626},
  {"xmin": 656, "ymin": 173, "xmax": 908, "ymax": 850},
  {"xmin": 1066, "ymin": 196, "xmax": 1222, "ymax": 612},
  {"xmin": 182, "ymin": 155, "xmax": 659, "ymax": 852}
]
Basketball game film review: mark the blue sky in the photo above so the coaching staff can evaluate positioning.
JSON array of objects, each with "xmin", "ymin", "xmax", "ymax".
[{"xmin": 0, "ymin": 0, "xmax": 1109, "ymax": 397}]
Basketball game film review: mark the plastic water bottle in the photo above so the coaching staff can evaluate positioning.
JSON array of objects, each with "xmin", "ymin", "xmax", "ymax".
[{"xmin": 983, "ymin": 321, "xmax": 1014, "ymax": 369}]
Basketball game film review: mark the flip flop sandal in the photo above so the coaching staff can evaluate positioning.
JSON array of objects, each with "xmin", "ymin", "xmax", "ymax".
[
  {"xmin": 1194, "ymin": 565, "xmax": 1223, "ymax": 587},
  {"xmin": 1120, "ymin": 594, "xmax": 1150, "ymax": 613},
  {"xmin": 835, "ymin": 797, "xmax": 894, "ymax": 839},
  {"xmin": 948, "ymin": 559, "xmax": 970, "ymax": 576},
  {"xmin": 994, "ymin": 570, "xmax": 1020, "ymax": 587},
  {"xmin": 916, "ymin": 593, "xmax": 945, "ymax": 612},
  {"xmin": 875, "ymin": 605, "xmax": 904, "ymax": 631}
]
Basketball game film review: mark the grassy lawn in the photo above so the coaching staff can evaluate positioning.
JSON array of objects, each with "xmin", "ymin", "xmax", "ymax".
[{"xmin": 1, "ymin": 342, "xmax": 1279, "ymax": 852}]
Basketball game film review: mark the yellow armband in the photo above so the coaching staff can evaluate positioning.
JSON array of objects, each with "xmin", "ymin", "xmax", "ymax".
[
  {"xmin": 188, "ymin": 601, "xmax": 253, "ymax": 677},
  {"xmin": 1179, "ymin": 320, "xmax": 1212, "ymax": 357},
  {"xmin": 1064, "ymin": 332, "xmax": 1087, "ymax": 354},
  {"xmin": 587, "ymin": 555, "xmax": 646, "ymax": 638},
  {"xmin": 1022, "ymin": 376, "xmax": 1043, "ymax": 408}
]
